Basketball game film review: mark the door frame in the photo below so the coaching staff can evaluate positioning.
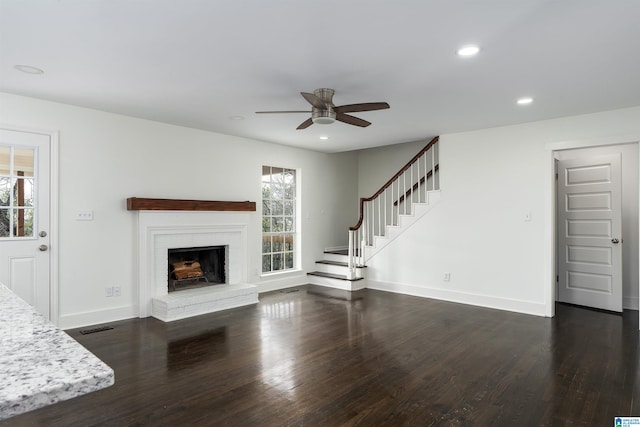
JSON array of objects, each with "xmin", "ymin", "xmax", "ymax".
[
  {"xmin": 0, "ymin": 124, "xmax": 59, "ymax": 324},
  {"xmin": 544, "ymin": 134, "xmax": 640, "ymax": 326}
]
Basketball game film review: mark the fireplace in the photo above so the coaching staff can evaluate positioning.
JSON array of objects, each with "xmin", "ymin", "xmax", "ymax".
[
  {"xmin": 135, "ymin": 209, "xmax": 259, "ymax": 321},
  {"xmin": 168, "ymin": 245, "xmax": 227, "ymax": 291}
]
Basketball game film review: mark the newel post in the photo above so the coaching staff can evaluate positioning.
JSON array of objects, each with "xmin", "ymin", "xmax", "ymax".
[{"xmin": 347, "ymin": 230, "xmax": 356, "ymax": 280}]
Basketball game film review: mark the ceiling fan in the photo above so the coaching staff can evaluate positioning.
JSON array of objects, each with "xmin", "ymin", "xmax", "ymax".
[{"xmin": 256, "ymin": 88, "xmax": 390, "ymax": 130}]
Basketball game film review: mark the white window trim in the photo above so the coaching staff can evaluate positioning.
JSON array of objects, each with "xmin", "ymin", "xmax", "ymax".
[{"xmin": 260, "ymin": 165, "xmax": 300, "ymax": 275}]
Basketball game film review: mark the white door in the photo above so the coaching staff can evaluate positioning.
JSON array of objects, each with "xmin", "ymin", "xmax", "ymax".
[
  {"xmin": 557, "ymin": 154, "xmax": 622, "ymax": 312},
  {"xmin": 0, "ymin": 128, "xmax": 51, "ymax": 318}
]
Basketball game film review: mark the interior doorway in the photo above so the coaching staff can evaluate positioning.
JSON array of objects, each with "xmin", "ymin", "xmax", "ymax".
[{"xmin": 554, "ymin": 143, "xmax": 639, "ymax": 312}]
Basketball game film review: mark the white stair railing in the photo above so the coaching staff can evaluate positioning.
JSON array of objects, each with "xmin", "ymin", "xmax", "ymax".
[{"xmin": 347, "ymin": 137, "xmax": 439, "ymax": 278}]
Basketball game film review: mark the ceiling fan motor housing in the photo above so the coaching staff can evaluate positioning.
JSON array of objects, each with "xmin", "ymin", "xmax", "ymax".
[
  {"xmin": 314, "ymin": 88, "xmax": 335, "ymax": 104},
  {"xmin": 311, "ymin": 88, "xmax": 336, "ymax": 124}
]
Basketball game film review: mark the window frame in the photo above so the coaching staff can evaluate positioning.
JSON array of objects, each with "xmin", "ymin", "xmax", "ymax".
[{"xmin": 261, "ymin": 165, "xmax": 300, "ymax": 275}]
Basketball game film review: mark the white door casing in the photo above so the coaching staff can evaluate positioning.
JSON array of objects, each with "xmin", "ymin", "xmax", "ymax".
[
  {"xmin": 557, "ymin": 154, "xmax": 622, "ymax": 312},
  {"xmin": 0, "ymin": 128, "xmax": 51, "ymax": 318}
]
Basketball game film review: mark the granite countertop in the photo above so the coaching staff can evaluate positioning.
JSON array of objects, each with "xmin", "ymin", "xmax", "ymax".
[{"xmin": 0, "ymin": 283, "xmax": 114, "ymax": 420}]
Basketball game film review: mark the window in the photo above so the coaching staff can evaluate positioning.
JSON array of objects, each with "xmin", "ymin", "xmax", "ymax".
[
  {"xmin": 262, "ymin": 166, "xmax": 296, "ymax": 273},
  {"xmin": 0, "ymin": 145, "xmax": 36, "ymax": 238}
]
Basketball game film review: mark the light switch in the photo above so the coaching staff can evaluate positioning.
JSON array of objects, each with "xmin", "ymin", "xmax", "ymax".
[{"xmin": 76, "ymin": 210, "xmax": 94, "ymax": 221}]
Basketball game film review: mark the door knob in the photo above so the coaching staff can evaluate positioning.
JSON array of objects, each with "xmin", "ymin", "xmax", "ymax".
[
  {"xmin": 39, "ymin": 231, "xmax": 47, "ymax": 237},
  {"xmin": 38, "ymin": 244, "xmax": 48, "ymax": 251},
  {"xmin": 611, "ymin": 238, "xmax": 620, "ymax": 244}
]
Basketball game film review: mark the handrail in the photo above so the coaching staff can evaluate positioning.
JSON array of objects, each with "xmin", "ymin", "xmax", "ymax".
[{"xmin": 349, "ymin": 136, "xmax": 439, "ymax": 231}]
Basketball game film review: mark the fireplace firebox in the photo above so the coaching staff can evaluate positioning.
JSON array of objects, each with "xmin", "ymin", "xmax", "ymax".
[{"xmin": 168, "ymin": 245, "xmax": 227, "ymax": 292}]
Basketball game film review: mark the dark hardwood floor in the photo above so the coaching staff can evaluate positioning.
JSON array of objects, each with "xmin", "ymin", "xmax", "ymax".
[{"xmin": 4, "ymin": 285, "xmax": 640, "ymax": 426}]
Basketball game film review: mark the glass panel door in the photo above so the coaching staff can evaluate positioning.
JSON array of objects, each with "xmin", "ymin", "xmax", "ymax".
[{"xmin": 0, "ymin": 145, "xmax": 36, "ymax": 238}]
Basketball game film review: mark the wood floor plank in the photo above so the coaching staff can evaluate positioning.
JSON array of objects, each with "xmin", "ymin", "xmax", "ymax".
[{"xmin": 2, "ymin": 285, "xmax": 639, "ymax": 426}]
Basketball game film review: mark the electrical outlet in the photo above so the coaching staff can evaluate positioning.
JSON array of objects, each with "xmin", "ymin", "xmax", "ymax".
[
  {"xmin": 76, "ymin": 210, "xmax": 94, "ymax": 221},
  {"xmin": 113, "ymin": 286, "xmax": 121, "ymax": 297},
  {"xmin": 443, "ymin": 272, "xmax": 451, "ymax": 282},
  {"xmin": 105, "ymin": 287, "xmax": 113, "ymax": 297}
]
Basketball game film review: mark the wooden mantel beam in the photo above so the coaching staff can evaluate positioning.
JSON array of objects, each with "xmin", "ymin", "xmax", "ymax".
[{"xmin": 126, "ymin": 197, "xmax": 256, "ymax": 212}]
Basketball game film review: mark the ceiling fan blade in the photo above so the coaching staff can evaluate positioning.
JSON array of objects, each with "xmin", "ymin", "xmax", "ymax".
[
  {"xmin": 334, "ymin": 102, "xmax": 390, "ymax": 114},
  {"xmin": 296, "ymin": 118, "xmax": 314, "ymax": 130},
  {"xmin": 255, "ymin": 111, "xmax": 310, "ymax": 114},
  {"xmin": 336, "ymin": 113, "xmax": 371, "ymax": 127},
  {"xmin": 301, "ymin": 92, "xmax": 327, "ymax": 109}
]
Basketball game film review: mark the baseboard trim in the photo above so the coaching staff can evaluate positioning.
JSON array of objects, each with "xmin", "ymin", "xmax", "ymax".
[
  {"xmin": 58, "ymin": 305, "xmax": 138, "ymax": 330},
  {"xmin": 367, "ymin": 280, "xmax": 547, "ymax": 317},
  {"xmin": 58, "ymin": 274, "xmax": 311, "ymax": 329},
  {"xmin": 57, "ymin": 278, "xmax": 556, "ymax": 329},
  {"xmin": 624, "ymin": 296, "xmax": 639, "ymax": 311},
  {"xmin": 256, "ymin": 273, "xmax": 309, "ymax": 294}
]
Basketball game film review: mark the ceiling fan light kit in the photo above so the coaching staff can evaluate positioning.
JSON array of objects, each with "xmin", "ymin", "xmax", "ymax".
[
  {"xmin": 312, "ymin": 108, "xmax": 336, "ymax": 125},
  {"xmin": 256, "ymin": 87, "xmax": 390, "ymax": 130}
]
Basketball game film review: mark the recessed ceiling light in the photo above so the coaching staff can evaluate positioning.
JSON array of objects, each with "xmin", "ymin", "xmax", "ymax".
[
  {"xmin": 516, "ymin": 97, "xmax": 534, "ymax": 105},
  {"xmin": 319, "ymin": 136, "xmax": 329, "ymax": 140},
  {"xmin": 14, "ymin": 65, "xmax": 44, "ymax": 75},
  {"xmin": 228, "ymin": 115, "xmax": 245, "ymax": 121},
  {"xmin": 457, "ymin": 45, "xmax": 480, "ymax": 57}
]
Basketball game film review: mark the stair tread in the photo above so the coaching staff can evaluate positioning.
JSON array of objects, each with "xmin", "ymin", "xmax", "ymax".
[
  {"xmin": 306, "ymin": 271, "xmax": 364, "ymax": 281},
  {"xmin": 315, "ymin": 260, "xmax": 366, "ymax": 268}
]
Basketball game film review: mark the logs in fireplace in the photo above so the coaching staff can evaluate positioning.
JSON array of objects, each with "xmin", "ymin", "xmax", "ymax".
[
  {"xmin": 168, "ymin": 246, "xmax": 226, "ymax": 292},
  {"xmin": 171, "ymin": 260, "xmax": 205, "ymax": 280}
]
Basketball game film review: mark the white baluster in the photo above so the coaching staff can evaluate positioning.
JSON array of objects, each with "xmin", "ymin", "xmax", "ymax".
[
  {"xmin": 366, "ymin": 201, "xmax": 370, "ymax": 245},
  {"xmin": 378, "ymin": 194, "xmax": 381, "ymax": 236},
  {"xmin": 418, "ymin": 155, "xmax": 422, "ymax": 203},
  {"xmin": 433, "ymin": 143, "xmax": 438, "ymax": 190},
  {"xmin": 374, "ymin": 198, "xmax": 378, "ymax": 237},
  {"xmin": 360, "ymin": 227, "xmax": 365, "ymax": 265},
  {"xmin": 384, "ymin": 188, "xmax": 387, "ymax": 229},
  {"xmin": 410, "ymin": 162, "xmax": 414, "ymax": 210},
  {"xmin": 395, "ymin": 179, "xmax": 399, "ymax": 224},
  {"xmin": 423, "ymin": 152, "xmax": 427, "ymax": 201},
  {"xmin": 368, "ymin": 201, "xmax": 372, "ymax": 244},
  {"xmin": 392, "ymin": 181, "xmax": 395, "ymax": 225},
  {"xmin": 402, "ymin": 170, "xmax": 406, "ymax": 215}
]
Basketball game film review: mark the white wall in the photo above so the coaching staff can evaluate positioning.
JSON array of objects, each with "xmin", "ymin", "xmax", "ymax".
[
  {"xmin": 555, "ymin": 144, "xmax": 639, "ymax": 309},
  {"xmin": 0, "ymin": 92, "xmax": 359, "ymax": 328},
  {"xmin": 4, "ymin": 90, "xmax": 638, "ymax": 327},
  {"xmin": 356, "ymin": 139, "xmax": 427, "ymax": 198},
  {"xmin": 360, "ymin": 106, "xmax": 640, "ymax": 316}
]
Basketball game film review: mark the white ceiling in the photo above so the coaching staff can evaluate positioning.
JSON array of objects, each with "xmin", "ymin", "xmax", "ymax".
[{"xmin": 1, "ymin": 0, "xmax": 639, "ymax": 153}]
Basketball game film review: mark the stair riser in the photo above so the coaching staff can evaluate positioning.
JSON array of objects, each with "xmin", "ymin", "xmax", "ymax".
[
  {"xmin": 307, "ymin": 275, "xmax": 367, "ymax": 291},
  {"xmin": 322, "ymin": 253, "xmax": 350, "ymax": 263},
  {"xmin": 314, "ymin": 263, "xmax": 364, "ymax": 278}
]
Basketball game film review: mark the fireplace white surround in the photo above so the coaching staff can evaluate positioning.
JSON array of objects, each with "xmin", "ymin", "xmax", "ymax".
[{"xmin": 136, "ymin": 210, "xmax": 258, "ymax": 321}]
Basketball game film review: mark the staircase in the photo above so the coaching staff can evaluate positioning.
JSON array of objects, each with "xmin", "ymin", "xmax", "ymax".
[
  {"xmin": 306, "ymin": 249, "xmax": 367, "ymax": 291},
  {"xmin": 307, "ymin": 137, "xmax": 440, "ymax": 291}
]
